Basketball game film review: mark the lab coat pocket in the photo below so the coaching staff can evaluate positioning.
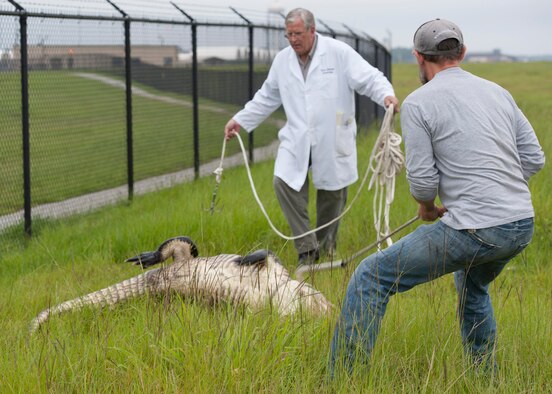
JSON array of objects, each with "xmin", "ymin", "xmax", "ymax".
[{"xmin": 336, "ymin": 117, "xmax": 356, "ymax": 156}]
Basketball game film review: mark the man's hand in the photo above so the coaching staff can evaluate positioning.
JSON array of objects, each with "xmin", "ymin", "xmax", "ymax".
[
  {"xmin": 417, "ymin": 200, "xmax": 447, "ymax": 222},
  {"xmin": 384, "ymin": 96, "xmax": 400, "ymax": 113},
  {"xmin": 224, "ymin": 118, "xmax": 241, "ymax": 141}
]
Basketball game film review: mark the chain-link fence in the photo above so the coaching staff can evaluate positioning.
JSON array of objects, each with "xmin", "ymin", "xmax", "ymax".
[{"xmin": 0, "ymin": 0, "xmax": 392, "ymax": 240}]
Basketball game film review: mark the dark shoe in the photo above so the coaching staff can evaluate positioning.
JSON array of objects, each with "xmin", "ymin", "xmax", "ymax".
[{"xmin": 298, "ymin": 249, "xmax": 319, "ymax": 266}]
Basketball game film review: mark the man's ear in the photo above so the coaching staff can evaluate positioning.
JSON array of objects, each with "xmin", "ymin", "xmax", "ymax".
[
  {"xmin": 413, "ymin": 50, "xmax": 424, "ymax": 65},
  {"xmin": 459, "ymin": 45, "xmax": 467, "ymax": 61}
]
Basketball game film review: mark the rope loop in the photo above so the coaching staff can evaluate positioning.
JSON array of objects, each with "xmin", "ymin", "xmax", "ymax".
[
  {"xmin": 213, "ymin": 167, "xmax": 224, "ymax": 183},
  {"xmin": 367, "ymin": 104, "xmax": 405, "ymax": 246},
  {"xmin": 212, "ymin": 104, "xmax": 405, "ymax": 243}
]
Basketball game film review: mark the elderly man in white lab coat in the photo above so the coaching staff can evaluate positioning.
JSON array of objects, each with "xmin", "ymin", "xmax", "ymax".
[{"xmin": 224, "ymin": 8, "xmax": 399, "ymax": 265}]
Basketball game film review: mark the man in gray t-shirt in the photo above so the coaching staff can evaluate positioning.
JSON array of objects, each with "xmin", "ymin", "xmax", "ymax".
[{"xmin": 330, "ymin": 19, "xmax": 545, "ymax": 376}]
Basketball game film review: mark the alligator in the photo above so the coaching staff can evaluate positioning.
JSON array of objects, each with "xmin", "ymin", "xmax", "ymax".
[{"xmin": 30, "ymin": 236, "xmax": 333, "ymax": 333}]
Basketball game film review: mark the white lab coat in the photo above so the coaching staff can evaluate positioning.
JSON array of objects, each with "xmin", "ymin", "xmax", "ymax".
[{"xmin": 233, "ymin": 34, "xmax": 395, "ymax": 191}]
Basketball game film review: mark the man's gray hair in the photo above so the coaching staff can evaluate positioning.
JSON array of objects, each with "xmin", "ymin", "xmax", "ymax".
[{"xmin": 285, "ymin": 8, "xmax": 315, "ymax": 30}]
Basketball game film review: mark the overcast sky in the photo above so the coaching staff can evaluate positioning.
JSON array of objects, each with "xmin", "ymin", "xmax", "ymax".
[
  {"xmin": 3, "ymin": 0, "xmax": 549, "ymax": 57},
  {"xmin": 207, "ymin": 0, "xmax": 552, "ymax": 56}
]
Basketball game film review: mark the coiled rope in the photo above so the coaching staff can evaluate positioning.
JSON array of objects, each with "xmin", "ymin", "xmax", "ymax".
[
  {"xmin": 211, "ymin": 104, "xmax": 407, "ymax": 243},
  {"xmin": 368, "ymin": 105, "xmax": 405, "ymax": 246}
]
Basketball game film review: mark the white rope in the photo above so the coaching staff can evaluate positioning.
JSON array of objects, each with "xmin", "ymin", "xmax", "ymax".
[
  {"xmin": 212, "ymin": 104, "xmax": 404, "ymax": 242},
  {"xmin": 367, "ymin": 105, "xmax": 405, "ymax": 247},
  {"xmin": 209, "ymin": 138, "xmax": 226, "ymax": 214}
]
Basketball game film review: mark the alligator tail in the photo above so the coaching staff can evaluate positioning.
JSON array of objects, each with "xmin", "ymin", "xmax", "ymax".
[{"xmin": 29, "ymin": 268, "xmax": 159, "ymax": 334}]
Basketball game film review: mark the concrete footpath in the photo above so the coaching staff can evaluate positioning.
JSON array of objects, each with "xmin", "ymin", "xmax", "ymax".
[{"xmin": 0, "ymin": 140, "xmax": 278, "ymax": 233}]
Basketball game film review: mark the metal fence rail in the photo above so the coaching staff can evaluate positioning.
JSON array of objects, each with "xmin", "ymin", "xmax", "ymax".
[{"xmin": 0, "ymin": 0, "xmax": 391, "ymax": 239}]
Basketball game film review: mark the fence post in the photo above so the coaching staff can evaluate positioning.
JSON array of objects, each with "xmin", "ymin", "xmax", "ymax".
[
  {"xmin": 343, "ymin": 24, "xmax": 361, "ymax": 125},
  {"xmin": 247, "ymin": 25, "xmax": 254, "ymax": 162},
  {"xmin": 8, "ymin": 0, "xmax": 31, "ymax": 236},
  {"xmin": 191, "ymin": 23, "xmax": 200, "ymax": 177},
  {"xmin": 124, "ymin": 18, "xmax": 134, "ymax": 199},
  {"xmin": 386, "ymin": 46, "xmax": 392, "ymax": 83},
  {"xmin": 171, "ymin": 3, "xmax": 199, "ymax": 179},
  {"xmin": 230, "ymin": 7, "xmax": 255, "ymax": 163},
  {"xmin": 106, "ymin": 0, "xmax": 134, "ymax": 200},
  {"xmin": 19, "ymin": 11, "xmax": 31, "ymax": 236}
]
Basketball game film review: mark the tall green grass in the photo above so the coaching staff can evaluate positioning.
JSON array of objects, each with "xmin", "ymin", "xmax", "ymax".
[{"xmin": 0, "ymin": 62, "xmax": 550, "ymax": 392}]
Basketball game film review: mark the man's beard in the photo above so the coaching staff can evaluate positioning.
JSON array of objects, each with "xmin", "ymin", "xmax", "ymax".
[{"xmin": 419, "ymin": 68, "xmax": 429, "ymax": 85}]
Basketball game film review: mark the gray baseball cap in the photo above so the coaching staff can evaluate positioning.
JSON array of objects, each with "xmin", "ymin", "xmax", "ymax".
[{"xmin": 413, "ymin": 19, "xmax": 463, "ymax": 55}]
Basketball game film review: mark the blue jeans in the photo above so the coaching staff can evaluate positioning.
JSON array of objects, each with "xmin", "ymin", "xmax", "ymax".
[{"xmin": 329, "ymin": 218, "xmax": 534, "ymax": 374}]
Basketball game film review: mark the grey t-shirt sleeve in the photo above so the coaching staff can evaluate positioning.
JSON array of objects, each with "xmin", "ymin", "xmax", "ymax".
[
  {"xmin": 401, "ymin": 102, "xmax": 439, "ymax": 202},
  {"xmin": 511, "ymin": 101, "xmax": 545, "ymax": 180}
]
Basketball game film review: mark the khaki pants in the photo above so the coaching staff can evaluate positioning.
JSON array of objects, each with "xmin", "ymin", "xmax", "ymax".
[{"xmin": 273, "ymin": 176, "xmax": 347, "ymax": 256}]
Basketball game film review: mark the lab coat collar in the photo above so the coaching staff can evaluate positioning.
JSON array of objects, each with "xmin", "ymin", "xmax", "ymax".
[{"xmin": 288, "ymin": 33, "xmax": 327, "ymax": 83}]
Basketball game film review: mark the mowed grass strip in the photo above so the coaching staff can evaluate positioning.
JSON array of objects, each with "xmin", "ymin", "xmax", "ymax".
[{"xmin": 0, "ymin": 70, "xmax": 281, "ymax": 215}]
